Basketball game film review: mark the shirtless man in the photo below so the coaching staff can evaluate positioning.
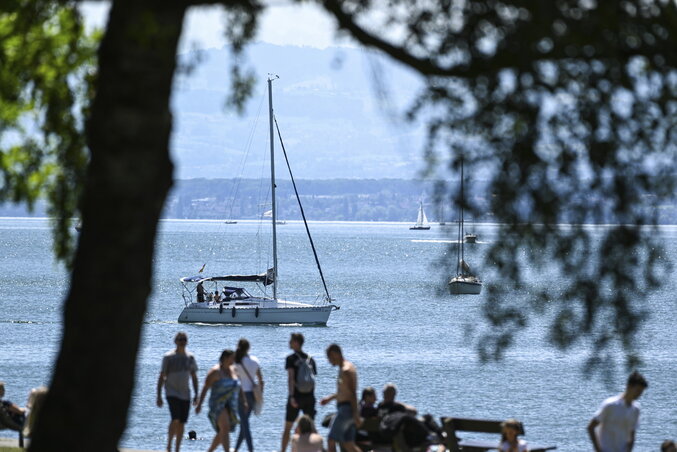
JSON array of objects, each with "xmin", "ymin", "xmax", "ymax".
[{"xmin": 320, "ymin": 344, "xmax": 361, "ymax": 452}]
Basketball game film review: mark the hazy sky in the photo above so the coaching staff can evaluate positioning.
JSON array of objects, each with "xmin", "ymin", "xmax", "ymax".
[{"xmin": 80, "ymin": 1, "xmax": 351, "ymax": 51}]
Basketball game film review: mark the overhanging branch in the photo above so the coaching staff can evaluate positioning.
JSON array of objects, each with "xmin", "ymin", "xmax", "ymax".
[{"xmin": 320, "ymin": 0, "xmax": 464, "ymax": 77}]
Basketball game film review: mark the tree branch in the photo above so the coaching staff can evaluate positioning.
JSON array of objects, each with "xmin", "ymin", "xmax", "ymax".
[{"xmin": 320, "ymin": 0, "xmax": 463, "ymax": 77}]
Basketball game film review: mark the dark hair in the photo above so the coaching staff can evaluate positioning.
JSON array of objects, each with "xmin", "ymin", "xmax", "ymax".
[
  {"xmin": 500, "ymin": 419, "xmax": 523, "ymax": 442},
  {"xmin": 382, "ymin": 383, "xmax": 397, "ymax": 398},
  {"xmin": 361, "ymin": 386, "xmax": 376, "ymax": 401},
  {"xmin": 627, "ymin": 371, "xmax": 648, "ymax": 388},
  {"xmin": 661, "ymin": 440, "xmax": 676, "ymax": 452},
  {"xmin": 219, "ymin": 349, "xmax": 234, "ymax": 363},
  {"xmin": 297, "ymin": 414, "xmax": 316, "ymax": 435},
  {"xmin": 326, "ymin": 343, "xmax": 342, "ymax": 356},
  {"xmin": 174, "ymin": 332, "xmax": 187, "ymax": 341},
  {"xmin": 290, "ymin": 333, "xmax": 304, "ymax": 347},
  {"xmin": 235, "ymin": 338, "xmax": 250, "ymax": 364}
]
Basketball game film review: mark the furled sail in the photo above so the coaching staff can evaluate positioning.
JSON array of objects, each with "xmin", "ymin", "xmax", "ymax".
[{"xmin": 181, "ymin": 268, "xmax": 275, "ymax": 286}]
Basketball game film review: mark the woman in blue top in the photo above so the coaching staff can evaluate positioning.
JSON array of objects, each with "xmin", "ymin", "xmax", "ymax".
[{"xmin": 196, "ymin": 349, "xmax": 246, "ymax": 452}]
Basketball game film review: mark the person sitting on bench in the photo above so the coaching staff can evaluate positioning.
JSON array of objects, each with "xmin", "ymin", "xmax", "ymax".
[
  {"xmin": 499, "ymin": 418, "xmax": 528, "ymax": 452},
  {"xmin": 376, "ymin": 383, "xmax": 416, "ymax": 418},
  {"xmin": 0, "ymin": 381, "xmax": 26, "ymax": 434}
]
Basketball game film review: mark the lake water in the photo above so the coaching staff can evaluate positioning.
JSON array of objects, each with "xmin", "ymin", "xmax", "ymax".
[{"xmin": 1, "ymin": 218, "xmax": 675, "ymax": 451}]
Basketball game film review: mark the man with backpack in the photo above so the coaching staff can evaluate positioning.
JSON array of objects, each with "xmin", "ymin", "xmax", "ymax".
[{"xmin": 281, "ymin": 333, "xmax": 317, "ymax": 452}]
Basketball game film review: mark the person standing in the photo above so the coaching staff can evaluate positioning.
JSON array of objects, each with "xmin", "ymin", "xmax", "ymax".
[
  {"xmin": 320, "ymin": 343, "xmax": 361, "ymax": 452},
  {"xmin": 587, "ymin": 371, "xmax": 649, "ymax": 452},
  {"xmin": 196, "ymin": 349, "xmax": 243, "ymax": 452},
  {"xmin": 281, "ymin": 333, "xmax": 317, "ymax": 452},
  {"xmin": 157, "ymin": 332, "xmax": 199, "ymax": 452},
  {"xmin": 234, "ymin": 338, "xmax": 264, "ymax": 452},
  {"xmin": 197, "ymin": 282, "xmax": 205, "ymax": 303}
]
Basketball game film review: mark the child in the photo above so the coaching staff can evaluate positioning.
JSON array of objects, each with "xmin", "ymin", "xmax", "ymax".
[
  {"xmin": 359, "ymin": 387, "xmax": 377, "ymax": 418},
  {"xmin": 499, "ymin": 418, "xmax": 528, "ymax": 452}
]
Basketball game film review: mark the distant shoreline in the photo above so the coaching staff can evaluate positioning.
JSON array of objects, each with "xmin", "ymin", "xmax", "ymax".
[{"xmin": 2, "ymin": 216, "xmax": 677, "ymax": 228}]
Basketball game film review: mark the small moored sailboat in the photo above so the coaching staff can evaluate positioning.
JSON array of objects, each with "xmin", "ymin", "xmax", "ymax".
[{"xmin": 448, "ymin": 159, "xmax": 482, "ymax": 295}]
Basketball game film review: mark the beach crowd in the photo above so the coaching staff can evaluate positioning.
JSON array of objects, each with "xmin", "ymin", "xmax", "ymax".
[
  {"xmin": 2, "ymin": 331, "xmax": 675, "ymax": 452},
  {"xmin": 150, "ymin": 331, "xmax": 674, "ymax": 452}
]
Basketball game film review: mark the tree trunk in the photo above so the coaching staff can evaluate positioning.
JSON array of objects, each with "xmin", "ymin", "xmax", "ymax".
[{"xmin": 29, "ymin": 0, "xmax": 186, "ymax": 450}]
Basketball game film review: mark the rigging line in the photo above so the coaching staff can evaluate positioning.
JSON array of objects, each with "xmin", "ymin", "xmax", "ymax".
[
  {"xmin": 273, "ymin": 116, "xmax": 332, "ymax": 303},
  {"xmin": 227, "ymin": 91, "xmax": 267, "ymax": 220}
]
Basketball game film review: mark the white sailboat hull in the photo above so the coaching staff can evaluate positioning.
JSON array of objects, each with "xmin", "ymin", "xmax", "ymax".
[
  {"xmin": 178, "ymin": 300, "xmax": 335, "ymax": 325},
  {"xmin": 448, "ymin": 276, "xmax": 482, "ymax": 295}
]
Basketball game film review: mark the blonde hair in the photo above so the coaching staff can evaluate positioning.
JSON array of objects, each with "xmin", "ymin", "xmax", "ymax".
[{"xmin": 23, "ymin": 386, "xmax": 48, "ymax": 438}]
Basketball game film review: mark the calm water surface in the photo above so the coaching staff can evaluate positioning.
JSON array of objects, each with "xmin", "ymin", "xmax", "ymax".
[{"xmin": 1, "ymin": 218, "xmax": 675, "ymax": 451}]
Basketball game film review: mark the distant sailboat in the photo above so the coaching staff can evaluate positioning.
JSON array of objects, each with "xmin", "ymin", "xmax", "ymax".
[
  {"xmin": 410, "ymin": 201, "xmax": 431, "ymax": 230},
  {"xmin": 464, "ymin": 227, "xmax": 477, "ymax": 243},
  {"xmin": 264, "ymin": 209, "xmax": 286, "ymax": 225},
  {"xmin": 449, "ymin": 159, "xmax": 482, "ymax": 295},
  {"xmin": 464, "ymin": 212, "xmax": 477, "ymax": 242},
  {"xmin": 438, "ymin": 205, "xmax": 446, "ymax": 226}
]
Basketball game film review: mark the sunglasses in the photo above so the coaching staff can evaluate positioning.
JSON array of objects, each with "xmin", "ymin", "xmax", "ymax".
[{"xmin": 176, "ymin": 337, "xmax": 187, "ymax": 342}]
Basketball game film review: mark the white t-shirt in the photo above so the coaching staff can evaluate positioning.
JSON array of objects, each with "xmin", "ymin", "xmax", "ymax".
[
  {"xmin": 499, "ymin": 439, "xmax": 528, "ymax": 452},
  {"xmin": 161, "ymin": 350, "xmax": 197, "ymax": 400},
  {"xmin": 235, "ymin": 355, "xmax": 261, "ymax": 392},
  {"xmin": 593, "ymin": 394, "xmax": 640, "ymax": 452}
]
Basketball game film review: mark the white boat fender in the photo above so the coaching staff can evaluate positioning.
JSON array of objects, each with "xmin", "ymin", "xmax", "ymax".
[
  {"xmin": 255, "ymin": 307, "xmax": 259, "ymax": 318},
  {"xmin": 231, "ymin": 306, "xmax": 236, "ymax": 318}
]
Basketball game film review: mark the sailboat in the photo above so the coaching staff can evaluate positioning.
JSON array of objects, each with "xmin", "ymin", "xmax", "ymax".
[
  {"xmin": 409, "ymin": 201, "xmax": 431, "ymax": 230},
  {"xmin": 464, "ymin": 219, "xmax": 477, "ymax": 243},
  {"xmin": 177, "ymin": 76, "xmax": 338, "ymax": 325},
  {"xmin": 448, "ymin": 159, "xmax": 482, "ymax": 295},
  {"xmin": 438, "ymin": 205, "xmax": 446, "ymax": 226}
]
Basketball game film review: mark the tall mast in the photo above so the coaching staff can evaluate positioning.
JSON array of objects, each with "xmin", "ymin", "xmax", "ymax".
[
  {"xmin": 460, "ymin": 158, "xmax": 465, "ymax": 270},
  {"xmin": 268, "ymin": 75, "xmax": 279, "ymax": 300}
]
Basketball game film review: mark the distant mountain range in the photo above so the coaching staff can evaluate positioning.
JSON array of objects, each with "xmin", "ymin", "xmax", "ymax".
[{"xmin": 172, "ymin": 43, "xmax": 426, "ymax": 180}]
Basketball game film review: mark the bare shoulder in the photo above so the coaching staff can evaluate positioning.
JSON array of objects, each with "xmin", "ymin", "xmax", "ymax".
[
  {"xmin": 310, "ymin": 433, "xmax": 324, "ymax": 445},
  {"xmin": 206, "ymin": 364, "xmax": 221, "ymax": 377}
]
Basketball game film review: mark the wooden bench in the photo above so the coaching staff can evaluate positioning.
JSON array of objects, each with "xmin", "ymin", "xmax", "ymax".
[{"xmin": 441, "ymin": 417, "xmax": 556, "ymax": 452}]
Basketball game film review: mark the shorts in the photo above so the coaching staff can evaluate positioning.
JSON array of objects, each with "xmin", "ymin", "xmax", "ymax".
[
  {"xmin": 328, "ymin": 402, "xmax": 356, "ymax": 443},
  {"xmin": 285, "ymin": 392, "xmax": 316, "ymax": 423},
  {"xmin": 167, "ymin": 396, "xmax": 190, "ymax": 423}
]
